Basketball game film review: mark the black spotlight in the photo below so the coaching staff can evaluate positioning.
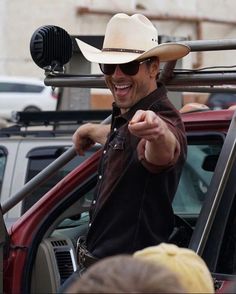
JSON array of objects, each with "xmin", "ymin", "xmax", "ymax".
[{"xmin": 30, "ymin": 25, "xmax": 73, "ymax": 72}]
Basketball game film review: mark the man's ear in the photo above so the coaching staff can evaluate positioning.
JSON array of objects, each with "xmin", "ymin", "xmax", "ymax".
[{"xmin": 150, "ymin": 58, "xmax": 160, "ymax": 78}]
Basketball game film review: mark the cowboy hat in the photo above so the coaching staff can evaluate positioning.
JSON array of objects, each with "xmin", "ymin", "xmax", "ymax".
[{"xmin": 76, "ymin": 13, "xmax": 190, "ymax": 64}]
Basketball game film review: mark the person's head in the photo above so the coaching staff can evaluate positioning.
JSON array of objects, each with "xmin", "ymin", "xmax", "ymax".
[
  {"xmin": 227, "ymin": 104, "xmax": 236, "ymax": 110},
  {"xmin": 134, "ymin": 243, "xmax": 215, "ymax": 293},
  {"xmin": 76, "ymin": 13, "xmax": 190, "ymax": 113},
  {"xmin": 65, "ymin": 254, "xmax": 186, "ymax": 293},
  {"xmin": 179, "ymin": 102, "xmax": 210, "ymax": 113}
]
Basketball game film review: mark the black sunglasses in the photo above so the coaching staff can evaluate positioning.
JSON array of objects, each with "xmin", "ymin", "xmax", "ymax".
[{"xmin": 99, "ymin": 58, "xmax": 152, "ymax": 76}]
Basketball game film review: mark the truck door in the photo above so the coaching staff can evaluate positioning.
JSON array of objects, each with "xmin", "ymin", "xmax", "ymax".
[{"xmin": 0, "ymin": 204, "xmax": 9, "ymax": 293}]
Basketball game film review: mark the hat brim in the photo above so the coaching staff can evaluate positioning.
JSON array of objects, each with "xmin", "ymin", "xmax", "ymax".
[{"xmin": 76, "ymin": 38, "xmax": 190, "ymax": 64}]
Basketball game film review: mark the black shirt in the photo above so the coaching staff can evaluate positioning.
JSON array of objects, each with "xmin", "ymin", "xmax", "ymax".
[{"xmin": 86, "ymin": 85, "xmax": 187, "ymax": 258}]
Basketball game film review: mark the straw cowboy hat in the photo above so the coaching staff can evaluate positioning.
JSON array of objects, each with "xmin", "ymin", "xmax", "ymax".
[{"xmin": 76, "ymin": 13, "xmax": 190, "ymax": 64}]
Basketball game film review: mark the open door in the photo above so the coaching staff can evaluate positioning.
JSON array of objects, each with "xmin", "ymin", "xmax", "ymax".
[{"xmin": 0, "ymin": 205, "xmax": 9, "ymax": 293}]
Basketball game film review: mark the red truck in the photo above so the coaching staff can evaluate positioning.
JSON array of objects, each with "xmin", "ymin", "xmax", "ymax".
[{"xmin": 1, "ymin": 108, "xmax": 236, "ymax": 293}]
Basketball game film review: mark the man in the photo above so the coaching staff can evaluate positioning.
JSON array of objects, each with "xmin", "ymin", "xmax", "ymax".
[{"xmin": 73, "ymin": 13, "xmax": 190, "ymax": 263}]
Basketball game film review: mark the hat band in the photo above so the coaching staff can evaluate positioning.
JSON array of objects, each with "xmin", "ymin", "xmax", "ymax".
[{"xmin": 102, "ymin": 48, "xmax": 145, "ymax": 54}]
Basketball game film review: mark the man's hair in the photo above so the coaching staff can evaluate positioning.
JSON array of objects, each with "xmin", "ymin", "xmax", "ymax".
[
  {"xmin": 145, "ymin": 56, "xmax": 159, "ymax": 80},
  {"xmin": 65, "ymin": 254, "xmax": 186, "ymax": 293}
]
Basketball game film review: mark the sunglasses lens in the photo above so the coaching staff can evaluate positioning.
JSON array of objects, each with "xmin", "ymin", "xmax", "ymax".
[
  {"xmin": 99, "ymin": 64, "xmax": 116, "ymax": 75},
  {"xmin": 120, "ymin": 61, "xmax": 140, "ymax": 75},
  {"xmin": 99, "ymin": 59, "xmax": 149, "ymax": 76}
]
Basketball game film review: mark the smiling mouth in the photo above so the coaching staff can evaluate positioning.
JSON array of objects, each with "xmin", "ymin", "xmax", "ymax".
[
  {"xmin": 115, "ymin": 84, "xmax": 130, "ymax": 89},
  {"xmin": 114, "ymin": 84, "xmax": 132, "ymax": 97}
]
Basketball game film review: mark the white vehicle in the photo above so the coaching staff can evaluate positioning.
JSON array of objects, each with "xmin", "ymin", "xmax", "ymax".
[
  {"xmin": 0, "ymin": 110, "xmax": 108, "ymax": 228},
  {"xmin": 0, "ymin": 76, "xmax": 58, "ymax": 120}
]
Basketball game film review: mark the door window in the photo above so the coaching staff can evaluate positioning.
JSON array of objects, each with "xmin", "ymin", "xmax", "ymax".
[
  {"xmin": 173, "ymin": 133, "xmax": 224, "ymax": 215},
  {"xmin": 21, "ymin": 145, "xmax": 99, "ymax": 214}
]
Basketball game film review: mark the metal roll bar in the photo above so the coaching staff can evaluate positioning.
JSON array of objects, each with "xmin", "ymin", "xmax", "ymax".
[
  {"xmin": 44, "ymin": 71, "xmax": 236, "ymax": 91},
  {"xmin": 44, "ymin": 39, "xmax": 236, "ymax": 91}
]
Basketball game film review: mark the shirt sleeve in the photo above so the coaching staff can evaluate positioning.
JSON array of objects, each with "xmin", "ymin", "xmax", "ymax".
[{"xmin": 137, "ymin": 136, "xmax": 180, "ymax": 173}]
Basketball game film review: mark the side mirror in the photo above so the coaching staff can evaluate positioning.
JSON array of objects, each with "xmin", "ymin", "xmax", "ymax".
[
  {"xmin": 202, "ymin": 154, "xmax": 219, "ymax": 172},
  {"xmin": 30, "ymin": 25, "xmax": 72, "ymax": 73}
]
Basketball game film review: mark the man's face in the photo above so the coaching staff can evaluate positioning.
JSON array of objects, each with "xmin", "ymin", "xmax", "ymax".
[{"xmin": 104, "ymin": 58, "xmax": 159, "ymax": 113}]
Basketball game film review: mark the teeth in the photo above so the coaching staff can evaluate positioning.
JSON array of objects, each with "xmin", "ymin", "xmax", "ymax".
[{"xmin": 115, "ymin": 84, "xmax": 130, "ymax": 89}]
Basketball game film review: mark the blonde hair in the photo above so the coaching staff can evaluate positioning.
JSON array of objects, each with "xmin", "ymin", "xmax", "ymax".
[{"xmin": 134, "ymin": 243, "xmax": 215, "ymax": 293}]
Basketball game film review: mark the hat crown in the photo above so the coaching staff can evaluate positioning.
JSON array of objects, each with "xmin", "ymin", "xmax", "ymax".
[
  {"xmin": 103, "ymin": 13, "xmax": 159, "ymax": 53},
  {"xmin": 76, "ymin": 13, "xmax": 190, "ymax": 64}
]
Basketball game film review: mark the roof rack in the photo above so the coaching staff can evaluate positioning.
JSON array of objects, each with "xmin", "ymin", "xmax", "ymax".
[
  {"xmin": 0, "ymin": 110, "xmax": 111, "ymax": 138},
  {"xmin": 42, "ymin": 38, "xmax": 236, "ymax": 92},
  {"xmin": 0, "ymin": 126, "xmax": 74, "ymax": 138},
  {"xmin": 12, "ymin": 110, "xmax": 111, "ymax": 126}
]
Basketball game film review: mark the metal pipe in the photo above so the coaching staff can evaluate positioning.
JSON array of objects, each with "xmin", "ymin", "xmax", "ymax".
[
  {"xmin": 168, "ymin": 72, "xmax": 236, "ymax": 86},
  {"xmin": 194, "ymin": 21, "xmax": 203, "ymax": 68},
  {"xmin": 184, "ymin": 39, "xmax": 236, "ymax": 52},
  {"xmin": 45, "ymin": 71, "xmax": 236, "ymax": 89},
  {"xmin": 167, "ymin": 86, "xmax": 236, "ymax": 93},
  {"xmin": 44, "ymin": 75, "xmax": 106, "ymax": 88}
]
